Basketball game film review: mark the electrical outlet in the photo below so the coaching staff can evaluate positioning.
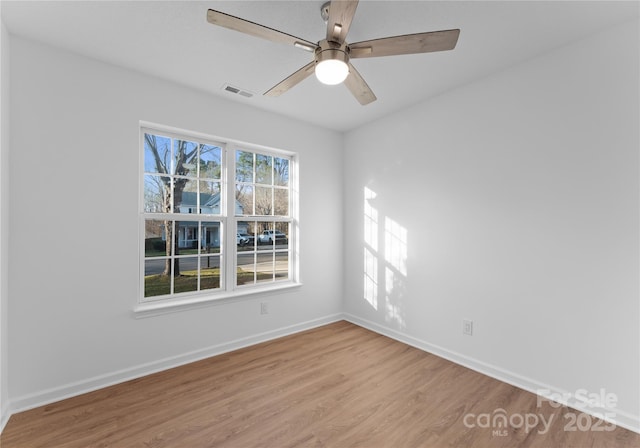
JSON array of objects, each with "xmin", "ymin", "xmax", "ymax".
[
  {"xmin": 260, "ymin": 302, "xmax": 269, "ymax": 315},
  {"xmin": 463, "ymin": 319, "xmax": 473, "ymax": 336}
]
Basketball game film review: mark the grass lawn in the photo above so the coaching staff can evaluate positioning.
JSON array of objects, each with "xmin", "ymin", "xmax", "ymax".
[{"xmin": 144, "ymin": 268, "xmax": 274, "ymax": 297}]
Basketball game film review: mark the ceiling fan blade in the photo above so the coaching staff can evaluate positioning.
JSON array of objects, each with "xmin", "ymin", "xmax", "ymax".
[
  {"xmin": 349, "ymin": 29, "xmax": 460, "ymax": 59},
  {"xmin": 326, "ymin": 0, "xmax": 359, "ymax": 44},
  {"xmin": 264, "ymin": 61, "xmax": 316, "ymax": 97},
  {"xmin": 207, "ymin": 9, "xmax": 317, "ymax": 52},
  {"xmin": 344, "ymin": 63, "xmax": 376, "ymax": 105}
]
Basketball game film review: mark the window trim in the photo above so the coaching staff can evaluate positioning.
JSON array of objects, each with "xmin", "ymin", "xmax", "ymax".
[
  {"xmin": 137, "ymin": 122, "xmax": 300, "ymax": 315},
  {"xmin": 133, "ymin": 282, "xmax": 303, "ymax": 318}
]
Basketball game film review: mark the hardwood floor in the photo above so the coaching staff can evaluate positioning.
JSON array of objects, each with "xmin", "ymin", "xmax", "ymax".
[{"xmin": 2, "ymin": 321, "xmax": 639, "ymax": 447}]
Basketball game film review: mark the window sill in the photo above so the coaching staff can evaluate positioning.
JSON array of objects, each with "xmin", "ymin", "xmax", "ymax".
[{"xmin": 133, "ymin": 282, "xmax": 303, "ymax": 319}]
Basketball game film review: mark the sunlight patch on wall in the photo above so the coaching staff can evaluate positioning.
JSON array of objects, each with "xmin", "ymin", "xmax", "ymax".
[
  {"xmin": 364, "ymin": 247, "xmax": 378, "ymax": 309},
  {"xmin": 363, "ymin": 187, "xmax": 379, "ymax": 309},
  {"xmin": 384, "ymin": 217, "xmax": 407, "ymax": 328},
  {"xmin": 364, "ymin": 187, "xmax": 378, "ymax": 251},
  {"xmin": 363, "ymin": 186, "xmax": 408, "ymax": 327},
  {"xmin": 384, "ymin": 217, "xmax": 407, "ymax": 276},
  {"xmin": 384, "ymin": 267, "xmax": 404, "ymax": 326}
]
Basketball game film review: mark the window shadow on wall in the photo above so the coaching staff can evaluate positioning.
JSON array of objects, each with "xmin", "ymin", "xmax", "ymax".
[{"xmin": 363, "ymin": 186, "xmax": 407, "ymax": 330}]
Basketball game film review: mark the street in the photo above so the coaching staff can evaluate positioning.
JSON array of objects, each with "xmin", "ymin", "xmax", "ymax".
[{"xmin": 145, "ymin": 247, "xmax": 288, "ymax": 275}]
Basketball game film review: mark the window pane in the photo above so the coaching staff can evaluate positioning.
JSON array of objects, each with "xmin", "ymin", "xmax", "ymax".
[
  {"xmin": 237, "ymin": 253, "xmax": 256, "ymax": 285},
  {"xmin": 257, "ymin": 222, "xmax": 274, "ymax": 251},
  {"xmin": 236, "ymin": 185, "xmax": 254, "ymax": 216},
  {"xmin": 200, "ymin": 252, "xmax": 221, "ymax": 270},
  {"xmin": 274, "ymin": 188, "xmax": 288, "ymax": 216},
  {"xmin": 237, "ymin": 221, "xmax": 256, "ymax": 252},
  {"xmin": 145, "ymin": 219, "xmax": 170, "ymax": 257},
  {"xmin": 173, "ymin": 139, "xmax": 198, "ymax": 176},
  {"xmin": 275, "ymin": 252, "xmax": 289, "ymax": 281},
  {"xmin": 144, "ymin": 175, "xmax": 170, "ymax": 213},
  {"xmin": 275, "ymin": 222, "xmax": 289, "ymax": 249},
  {"xmin": 199, "ymin": 144, "xmax": 221, "ymax": 179},
  {"xmin": 255, "ymin": 186, "xmax": 273, "ymax": 216},
  {"xmin": 256, "ymin": 252, "xmax": 274, "ymax": 284},
  {"xmin": 274, "ymin": 157, "xmax": 289, "ymax": 186},
  {"xmin": 174, "ymin": 180, "xmax": 200, "ymax": 214},
  {"xmin": 200, "ymin": 181, "xmax": 221, "ymax": 215},
  {"xmin": 200, "ymin": 221, "xmax": 221, "ymax": 253},
  {"xmin": 144, "ymin": 134, "xmax": 171, "ymax": 174},
  {"xmin": 236, "ymin": 150, "xmax": 254, "ymax": 182},
  {"xmin": 145, "ymin": 258, "xmax": 167, "ymax": 277},
  {"xmin": 144, "ymin": 264, "xmax": 171, "ymax": 298},
  {"xmin": 255, "ymin": 154, "xmax": 273, "ymax": 185},
  {"xmin": 200, "ymin": 255, "xmax": 221, "ymax": 291},
  {"xmin": 174, "ymin": 257, "xmax": 198, "ymax": 294},
  {"xmin": 175, "ymin": 222, "xmax": 199, "ymax": 252}
]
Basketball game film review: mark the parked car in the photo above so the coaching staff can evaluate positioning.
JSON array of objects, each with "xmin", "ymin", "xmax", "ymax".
[
  {"xmin": 258, "ymin": 230, "xmax": 288, "ymax": 245},
  {"xmin": 237, "ymin": 233, "xmax": 255, "ymax": 247}
]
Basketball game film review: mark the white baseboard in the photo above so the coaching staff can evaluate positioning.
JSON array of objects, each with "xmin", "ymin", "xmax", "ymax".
[
  {"xmin": 9, "ymin": 313, "xmax": 344, "ymax": 416},
  {"xmin": 0, "ymin": 400, "xmax": 9, "ymax": 434},
  {"xmin": 343, "ymin": 313, "xmax": 640, "ymax": 435}
]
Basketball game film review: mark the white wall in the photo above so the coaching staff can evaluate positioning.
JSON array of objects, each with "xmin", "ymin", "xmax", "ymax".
[
  {"xmin": 7, "ymin": 37, "xmax": 343, "ymax": 410},
  {"xmin": 0, "ymin": 16, "xmax": 9, "ymax": 433},
  {"xmin": 343, "ymin": 20, "xmax": 639, "ymax": 430}
]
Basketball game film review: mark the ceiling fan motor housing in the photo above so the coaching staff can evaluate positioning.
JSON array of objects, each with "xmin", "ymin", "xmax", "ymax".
[
  {"xmin": 314, "ymin": 40, "xmax": 350, "ymax": 85},
  {"xmin": 315, "ymin": 40, "xmax": 350, "ymax": 66}
]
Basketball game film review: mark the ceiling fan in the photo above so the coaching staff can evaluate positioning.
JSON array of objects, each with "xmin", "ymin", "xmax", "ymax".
[{"xmin": 206, "ymin": 1, "xmax": 460, "ymax": 105}]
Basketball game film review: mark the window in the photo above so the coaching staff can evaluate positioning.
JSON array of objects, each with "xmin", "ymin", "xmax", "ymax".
[
  {"xmin": 235, "ymin": 150, "xmax": 291, "ymax": 286},
  {"xmin": 140, "ymin": 124, "xmax": 297, "ymax": 310}
]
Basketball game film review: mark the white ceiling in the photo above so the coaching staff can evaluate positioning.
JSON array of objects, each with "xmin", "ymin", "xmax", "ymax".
[{"xmin": 2, "ymin": 0, "xmax": 638, "ymax": 132}]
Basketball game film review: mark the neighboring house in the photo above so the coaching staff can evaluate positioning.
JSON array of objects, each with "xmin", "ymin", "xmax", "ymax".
[{"xmin": 174, "ymin": 192, "xmax": 247, "ymax": 249}]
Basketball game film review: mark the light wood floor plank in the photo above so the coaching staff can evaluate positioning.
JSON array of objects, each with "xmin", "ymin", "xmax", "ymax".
[{"xmin": 2, "ymin": 321, "xmax": 638, "ymax": 447}]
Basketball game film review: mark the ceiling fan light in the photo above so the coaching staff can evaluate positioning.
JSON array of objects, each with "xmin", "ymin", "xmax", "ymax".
[{"xmin": 315, "ymin": 58, "xmax": 349, "ymax": 85}]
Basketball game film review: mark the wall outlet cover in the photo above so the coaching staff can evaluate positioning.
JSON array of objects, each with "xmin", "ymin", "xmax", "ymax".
[{"xmin": 463, "ymin": 319, "xmax": 473, "ymax": 336}]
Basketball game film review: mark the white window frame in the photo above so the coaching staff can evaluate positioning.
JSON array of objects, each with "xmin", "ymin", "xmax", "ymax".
[{"xmin": 136, "ymin": 122, "xmax": 300, "ymax": 317}]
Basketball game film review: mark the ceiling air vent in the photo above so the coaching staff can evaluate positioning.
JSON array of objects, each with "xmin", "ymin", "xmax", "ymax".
[{"xmin": 222, "ymin": 84, "xmax": 254, "ymax": 98}]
